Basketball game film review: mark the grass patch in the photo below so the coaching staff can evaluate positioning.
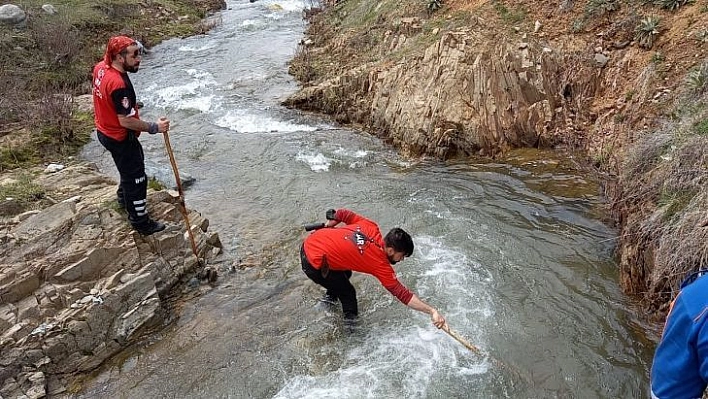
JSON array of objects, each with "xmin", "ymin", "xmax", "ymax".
[
  {"xmin": 148, "ymin": 177, "xmax": 165, "ymax": 191},
  {"xmin": 0, "ymin": 174, "xmax": 45, "ymax": 215},
  {"xmin": 692, "ymin": 118, "xmax": 708, "ymax": 135},
  {"xmin": 0, "ymin": 0, "xmax": 224, "ymax": 172},
  {"xmin": 586, "ymin": 0, "xmax": 620, "ymax": 17},
  {"xmin": 658, "ymin": 189, "xmax": 696, "ymax": 220},
  {"xmin": 491, "ymin": 0, "xmax": 526, "ymax": 24}
]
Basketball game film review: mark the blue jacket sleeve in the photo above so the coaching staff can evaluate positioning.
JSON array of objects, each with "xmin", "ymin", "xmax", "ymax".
[{"xmin": 651, "ymin": 285, "xmax": 708, "ymax": 399}]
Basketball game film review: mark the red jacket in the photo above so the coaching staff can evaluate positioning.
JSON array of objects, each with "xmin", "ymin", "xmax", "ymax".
[
  {"xmin": 92, "ymin": 60, "xmax": 140, "ymax": 141},
  {"xmin": 303, "ymin": 209, "xmax": 414, "ymax": 304}
]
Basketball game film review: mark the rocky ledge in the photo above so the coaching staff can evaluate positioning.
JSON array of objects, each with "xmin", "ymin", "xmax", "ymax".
[{"xmin": 0, "ymin": 163, "xmax": 223, "ymax": 398}]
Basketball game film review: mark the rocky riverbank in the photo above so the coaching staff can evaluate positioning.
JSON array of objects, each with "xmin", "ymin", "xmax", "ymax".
[{"xmin": 0, "ymin": 163, "xmax": 224, "ymax": 397}]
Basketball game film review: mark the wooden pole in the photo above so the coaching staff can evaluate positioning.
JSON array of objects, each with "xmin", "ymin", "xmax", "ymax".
[
  {"xmin": 441, "ymin": 324, "xmax": 529, "ymax": 382},
  {"xmin": 162, "ymin": 130, "xmax": 201, "ymax": 265},
  {"xmin": 442, "ymin": 324, "xmax": 485, "ymax": 356}
]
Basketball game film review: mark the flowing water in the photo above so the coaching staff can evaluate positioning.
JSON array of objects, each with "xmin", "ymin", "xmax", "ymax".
[{"xmin": 78, "ymin": 0, "xmax": 656, "ymax": 397}]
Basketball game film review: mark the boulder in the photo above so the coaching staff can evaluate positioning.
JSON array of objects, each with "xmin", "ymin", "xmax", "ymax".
[{"xmin": 0, "ymin": 4, "xmax": 26, "ymax": 26}]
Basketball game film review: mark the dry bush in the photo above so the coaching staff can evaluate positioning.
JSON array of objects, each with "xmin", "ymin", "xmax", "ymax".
[
  {"xmin": 289, "ymin": 45, "xmax": 317, "ymax": 84},
  {"xmin": 29, "ymin": 14, "xmax": 81, "ymax": 66},
  {"xmin": 0, "ymin": 76, "xmax": 25, "ymax": 125},
  {"xmin": 617, "ymin": 116, "xmax": 708, "ymax": 314},
  {"xmin": 649, "ymin": 189, "xmax": 708, "ymax": 303}
]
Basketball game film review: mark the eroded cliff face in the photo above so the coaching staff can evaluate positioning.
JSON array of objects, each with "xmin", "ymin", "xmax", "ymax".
[
  {"xmin": 285, "ymin": 0, "xmax": 708, "ymax": 316},
  {"xmin": 374, "ymin": 32, "xmax": 577, "ymax": 157},
  {"xmin": 286, "ymin": 11, "xmax": 619, "ymax": 159},
  {"xmin": 288, "ymin": 28, "xmax": 572, "ymax": 157}
]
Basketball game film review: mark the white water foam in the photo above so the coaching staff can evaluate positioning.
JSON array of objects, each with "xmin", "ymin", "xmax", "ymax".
[
  {"xmin": 144, "ymin": 69, "xmax": 220, "ymax": 112},
  {"xmin": 241, "ymin": 18, "xmax": 266, "ymax": 27},
  {"xmin": 414, "ymin": 235, "xmax": 494, "ymax": 320},
  {"xmin": 275, "ymin": 236, "xmax": 493, "ymax": 398},
  {"xmin": 215, "ymin": 109, "xmax": 318, "ymax": 134},
  {"xmin": 333, "ymin": 147, "xmax": 368, "ymax": 158},
  {"xmin": 177, "ymin": 43, "xmax": 217, "ymax": 52},
  {"xmin": 274, "ymin": 324, "xmax": 488, "ymax": 398},
  {"xmin": 333, "ymin": 147, "xmax": 369, "ymax": 168},
  {"xmin": 296, "ymin": 151, "xmax": 331, "ymax": 172},
  {"xmin": 261, "ymin": 0, "xmax": 307, "ymax": 13}
]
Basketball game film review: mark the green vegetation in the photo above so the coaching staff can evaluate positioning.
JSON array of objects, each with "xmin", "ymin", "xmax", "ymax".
[
  {"xmin": 426, "ymin": 0, "xmax": 443, "ymax": 13},
  {"xmin": 491, "ymin": 0, "xmax": 526, "ymax": 24},
  {"xmin": 687, "ymin": 64, "xmax": 708, "ymax": 92},
  {"xmin": 657, "ymin": 0, "xmax": 694, "ymax": 11},
  {"xmin": 0, "ymin": 173, "xmax": 45, "ymax": 214},
  {"xmin": 586, "ymin": 0, "xmax": 620, "ymax": 16},
  {"xmin": 635, "ymin": 16, "xmax": 660, "ymax": 49},
  {"xmin": 692, "ymin": 119, "xmax": 708, "ymax": 135},
  {"xmin": 0, "ymin": 0, "xmax": 223, "ymax": 171},
  {"xmin": 148, "ymin": 177, "xmax": 165, "ymax": 191},
  {"xmin": 658, "ymin": 188, "xmax": 696, "ymax": 220}
]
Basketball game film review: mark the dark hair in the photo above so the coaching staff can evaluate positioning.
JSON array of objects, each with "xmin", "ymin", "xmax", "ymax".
[{"xmin": 384, "ymin": 228, "xmax": 414, "ymax": 257}]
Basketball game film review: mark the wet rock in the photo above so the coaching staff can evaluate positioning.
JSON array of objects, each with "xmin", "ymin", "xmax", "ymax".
[{"xmin": 144, "ymin": 160, "xmax": 195, "ymax": 190}]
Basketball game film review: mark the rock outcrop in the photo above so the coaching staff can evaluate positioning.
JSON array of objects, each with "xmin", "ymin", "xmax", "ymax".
[
  {"xmin": 284, "ymin": 24, "xmax": 594, "ymax": 158},
  {"xmin": 0, "ymin": 163, "xmax": 223, "ymax": 398}
]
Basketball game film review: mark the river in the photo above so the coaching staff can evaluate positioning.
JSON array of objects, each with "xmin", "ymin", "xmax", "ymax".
[{"xmin": 78, "ymin": 0, "xmax": 655, "ymax": 397}]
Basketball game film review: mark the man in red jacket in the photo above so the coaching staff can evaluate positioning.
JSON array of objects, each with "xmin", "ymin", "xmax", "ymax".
[
  {"xmin": 301, "ymin": 208, "xmax": 446, "ymax": 329},
  {"xmin": 92, "ymin": 35, "xmax": 170, "ymax": 235}
]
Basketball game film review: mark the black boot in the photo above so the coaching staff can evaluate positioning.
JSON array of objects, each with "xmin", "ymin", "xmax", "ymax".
[{"xmin": 134, "ymin": 219, "xmax": 166, "ymax": 236}]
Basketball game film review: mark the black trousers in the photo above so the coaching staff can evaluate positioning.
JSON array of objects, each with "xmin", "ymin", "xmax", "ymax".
[
  {"xmin": 97, "ymin": 131, "xmax": 149, "ymax": 227},
  {"xmin": 300, "ymin": 245, "xmax": 358, "ymax": 319}
]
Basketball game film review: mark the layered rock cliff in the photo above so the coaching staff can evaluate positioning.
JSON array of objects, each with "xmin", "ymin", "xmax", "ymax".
[{"xmin": 0, "ymin": 164, "xmax": 223, "ymax": 397}]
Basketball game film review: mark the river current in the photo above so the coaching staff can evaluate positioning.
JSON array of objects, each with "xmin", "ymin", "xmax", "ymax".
[{"xmin": 78, "ymin": 0, "xmax": 655, "ymax": 397}]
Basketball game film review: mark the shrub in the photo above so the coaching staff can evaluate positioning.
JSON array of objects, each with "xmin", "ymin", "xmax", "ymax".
[
  {"xmin": 427, "ymin": 0, "xmax": 444, "ymax": 13},
  {"xmin": 0, "ymin": 174, "xmax": 45, "ymax": 214},
  {"xmin": 657, "ymin": 0, "xmax": 694, "ymax": 11},
  {"xmin": 635, "ymin": 16, "xmax": 660, "ymax": 49},
  {"xmin": 586, "ymin": 0, "xmax": 620, "ymax": 16},
  {"xmin": 687, "ymin": 64, "xmax": 708, "ymax": 92}
]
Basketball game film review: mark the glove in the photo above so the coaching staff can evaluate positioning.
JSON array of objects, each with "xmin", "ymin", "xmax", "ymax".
[{"xmin": 325, "ymin": 209, "xmax": 337, "ymax": 221}]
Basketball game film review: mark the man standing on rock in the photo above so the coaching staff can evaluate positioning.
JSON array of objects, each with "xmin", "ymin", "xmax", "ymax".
[
  {"xmin": 300, "ymin": 208, "xmax": 447, "ymax": 330},
  {"xmin": 92, "ymin": 35, "xmax": 169, "ymax": 235}
]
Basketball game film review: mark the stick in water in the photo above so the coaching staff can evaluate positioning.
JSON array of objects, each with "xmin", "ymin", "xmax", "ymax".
[
  {"xmin": 163, "ymin": 130, "xmax": 201, "ymax": 264},
  {"xmin": 442, "ymin": 324, "xmax": 485, "ymax": 356},
  {"xmin": 441, "ymin": 324, "xmax": 531, "ymax": 383}
]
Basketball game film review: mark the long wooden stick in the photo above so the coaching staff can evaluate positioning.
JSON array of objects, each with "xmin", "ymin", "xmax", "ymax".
[
  {"xmin": 162, "ymin": 130, "xmax": 201, "ymax": 264},
  {"xmin": 442, "ymin": 324, "xmax": 530, "ymax": 382},
  {"xmin": 442, "ymin": 324, "xmax": 485, "ymax": 356}
]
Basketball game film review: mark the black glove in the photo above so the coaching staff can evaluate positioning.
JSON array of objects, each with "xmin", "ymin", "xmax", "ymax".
[{"xmin": 325, "ymin": 209, "xmax": 337, "ymax": 221}]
